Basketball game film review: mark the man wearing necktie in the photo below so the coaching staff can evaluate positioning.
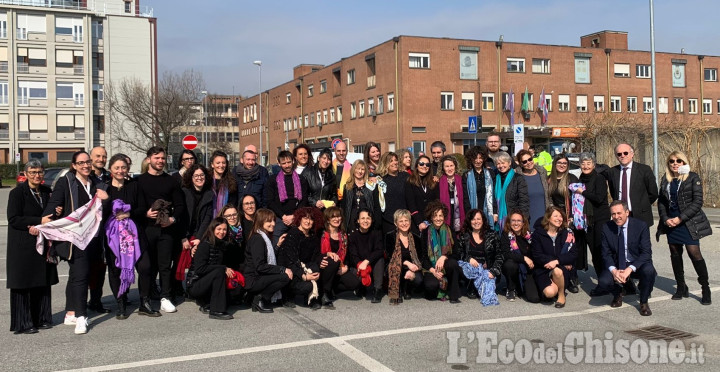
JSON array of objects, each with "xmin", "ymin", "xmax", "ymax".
[
  {"xmin": 604, "ymin": 143, "xmax": 658, "ymax": 228},
  {"xmin": 598, "ymin": 200, "xmax": 657, "ymax": 316}
]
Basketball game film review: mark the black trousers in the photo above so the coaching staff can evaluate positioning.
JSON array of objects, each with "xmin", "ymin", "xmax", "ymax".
[
  {"xmin": 65, "ymin": 246, "xmax": 89, "ymax": 317},
  {"xmin": 282, "ymin": 277, "xmax": 314, "ymax": 302},
  {"xmin": 187, "ymin": 268, "xmax": 227, "ymax": 313},
  {"xmin": 105, "ymin": 245, "xmax": 152, "ymax": 299},
  {"xmin": 320, "ymin": 258, "xmax": 361, "ymax": 295},
  {"xmin": 502, "ymin": 260, "xmax": 540, "ymax": 303},
  {"xmin": 400, "ymin": 266, "xmax": 424, "ymax": 293},
  {"xmin": 422, "ymin": 258, "xmax": 461, "ymax": 301},
  {"xmin": 247, "ymin": 274, "xmax": 290, "ymax": 300},
  {"xmin": 87, "ymin": 237, "xmax": 106, "ymax": 304},
  {"xmin": 586, "ymin": 222, "xmax": 605, "ymax": 276},
  {"xmin": 597, "ymin": 262, "xmax": 657, "ymax": 303},
  {"xmin": 367, "ymin": 258, "xmax": 386, "ymax": 290},
  {"xmin": 10, "ymin": 287, "xmax": 52, "ymax": 332},
  {"xmin": 145, "ymin": 225, "xmax": 176, "ymax": 299}
]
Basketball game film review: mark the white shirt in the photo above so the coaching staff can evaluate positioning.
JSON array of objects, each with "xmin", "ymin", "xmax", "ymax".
[
  {"xmin": 618, "ymin": 161, "xmax": 633, "ymax": 212},
  {"xmin": 608, "ymin": 219, "xmax": 636, "ymax": 273}
]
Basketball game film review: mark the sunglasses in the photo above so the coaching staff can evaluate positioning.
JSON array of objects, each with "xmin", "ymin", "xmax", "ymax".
[
  {"xmin": 616, "ymin": 151, "xmax": 630, "ymax": 157},
  {"xmin": 668, "ymin": 159, "xmax": 684, "ymax": 164},
  {"xmin": 521, "ymin": 158, "xmax": 533, "ymax": 164},
  {"xmin": 417, "ymin": 161, "xmax": 430, "ymax": 167}
]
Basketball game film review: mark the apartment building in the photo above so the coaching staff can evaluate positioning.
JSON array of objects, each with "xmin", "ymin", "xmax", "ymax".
[
  {"xmin": 238, "ymin": 31, "xmax": 720, "ymax": 159},
  {"xmin": 0, "ymin": 0, "xmax": 156, "ymax": 167}
]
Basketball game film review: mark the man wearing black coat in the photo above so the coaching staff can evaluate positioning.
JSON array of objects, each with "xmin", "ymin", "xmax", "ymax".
[
  {"xmin": 234, "ymin": 150, "xmax": 269, "ymax": 208},
  {"xmin": 604, "ymin": 143, "xmax": 658, "ymax": 227}
]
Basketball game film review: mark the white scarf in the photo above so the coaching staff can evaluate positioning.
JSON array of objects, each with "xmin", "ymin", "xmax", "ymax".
[
  {"xmin": 35, "ymin": 196, "xmax": 103, "ymax": 255},
  {"xmin": 257, "ymin": 229, "xmax": 282, "ymax": 302}
]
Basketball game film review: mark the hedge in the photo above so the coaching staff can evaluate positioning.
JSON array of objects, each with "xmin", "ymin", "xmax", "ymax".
[{"xmin": 0, "ymin": 163, "xmax": 70, "ymax": 179}]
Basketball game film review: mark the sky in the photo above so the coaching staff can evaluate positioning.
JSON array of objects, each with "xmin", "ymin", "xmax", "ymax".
[{"xmin": 152, "ymin": 0, "xmax": 719, "ymax": 97}]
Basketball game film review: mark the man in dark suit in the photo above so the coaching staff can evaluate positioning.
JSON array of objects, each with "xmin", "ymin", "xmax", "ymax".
[
  {"xmin": 605, "ymin": 143, "xmax": 659, "ymax": 227},
  {"xmin": 598, "ymin": 200, "xmax": 657, "ymax": 316}
]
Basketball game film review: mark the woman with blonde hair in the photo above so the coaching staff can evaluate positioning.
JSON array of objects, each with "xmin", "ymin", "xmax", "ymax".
[
  {"xmin": 341, "ymin": 160, "xmax": 379, "ymax": 232},
  {"xmin": 396, "ymin": 148, "xmax": 414, "ymax": 174},
  {"xmin": 374, "ymin": 152, "xmax": 409, "ymax": 234},
  {"xmin": 657, "ymin": 151, "xmax": 712, "ymax": 305}
]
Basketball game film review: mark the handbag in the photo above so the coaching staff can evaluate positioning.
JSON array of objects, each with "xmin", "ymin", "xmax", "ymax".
[{"xmin": 185, "ymin": 270, "xmax": 200, "ymax": 289}]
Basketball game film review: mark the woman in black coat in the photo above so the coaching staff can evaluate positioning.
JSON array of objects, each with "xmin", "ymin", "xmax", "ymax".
[
  {"xmin": 501, "ymin": 211, "xmax": 540, "ymax": 303},
  {"xmin": 405, "ymin": 155, "xmax": 440, "ymax": 235},
  {"xmin": 531, "ymin": 207, "xmax": 577, "ymax": 308},
  {"xmin": 44, "ymin": 151, "xmax": 108, "ymax": 335},
  {"xmin": 348, "ymin": 209, "xmax": 385, "ymax": 303},
  {"xmin": 186, "ymin": 218, "xmax": 240, "ymax": 320},
  {"xmin": 181, "ymin": 164, "xmax": 214, "ymax": 250},
  {"xmin": 455, "ymin": 209, "xmax": 504, "ymax": 304},
  {"xmin": 243, "ymin": 208, "xmax": 292, "ymax": 313},
  {"xmin": 657, "ymin": 151, "xmax": 713, "ymax": 305},
  {"xmin": 341, "ymin": 160, "xmax": 380, "ymax": 233},
  {"xmin": 384, "ymin": 209, "xmax": 426, "ymax": 305},
  {"xmin": 419, "ymin": 201, "xmax": 462, "ymax": 303},
  {"xmin": 7, "ymin": 160, "xmax": 58, "ymax": 334},
  {"xmin": 302, "ymin": 148, "xmax": 337, "ymax": 210},
  {"xmin": 492, "ymin": 152, "xmax": 529, "ymax": 231}
]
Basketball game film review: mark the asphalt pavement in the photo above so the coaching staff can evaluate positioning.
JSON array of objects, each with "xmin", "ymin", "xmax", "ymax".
[{"xmin": 1, "ymin": 186, "xmax": 720, "ymax": 371}]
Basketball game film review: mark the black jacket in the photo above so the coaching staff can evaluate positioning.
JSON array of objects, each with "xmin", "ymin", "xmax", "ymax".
[
  {"xmin": 384, "ymin": 231, "xmax": 427, "ymax": 269},
  {"xmin": 6, "ymin": 182, "xmax": 59, "ymax": 289},
  {"xmin": 531, "ymin": 227, "xmax": 577, "ymax": 278},
  {"xmin": 578, "ymin": 170, "xmax": 610, "ymax": 224},
  {"xmin": 243, "ymin": 233, "xmax": 286, "ymax": 290},
  {"xmin": 189, "ymin": 240, "xmax": 227, "ymax": 277},
  {"xmin": 501, "ymin": 232, "xmax": 533, "ymax": 263},
  {"xmin": 495, "ymin": 170, "xmax": 530, "ymax": 216},
  {"xmin": 234, "ymin": 164, "xmax": 270, "ymax": 208},
  {"xmin": 657, "ymin": 172, "xmax": 712, "ymax": 241},
  {"xmin": 301, "ymin": 165, "xmax": 337, "ymax": 206},
  {"xmin": 182, "ymin": 187, "xmax": 214, "ymax": 240},
  {"xmin": 405, "ymin": 181, "xmax": 439, "ymax": 228},
  {"xmin": 604, "ymin": 161, "xmax": 659, "ymax": 227},
  {"xmin": 455, "ymin": 230, "xmax": 504, "ymax": 277},
  {"xmin": 348, "ymin": 229, "xmax": 384, "ymax": 268},
  {"xmin": 277, "ymin": 227, "xmax": 321, "ymax": 279},
  {"xmin": 341, "ymin": 183, "xmax": 381, "ymax": 231},
  {"xmin": 265, "ymin": 172, "xmax": 309, "ymax": 218}
]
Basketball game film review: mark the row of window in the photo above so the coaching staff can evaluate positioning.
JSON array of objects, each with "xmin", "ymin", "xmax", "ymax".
[
  {"xmin": 0, "ymin": 47, "xmax": 103, "ymax": 71},
  {"xmin": 280, "ymin": 105, "xmax": 343, "ymax": 132},
  {"xmin": 349, "ymin": 93, "xmax": 395, "ymax": 119},
  {"xmin": 0, "ymin": 80, "xmax": 103, "ymax": 107},
  {"xmin": 0, "ymin": 14, "xmax": 105, "ymax": 41}
]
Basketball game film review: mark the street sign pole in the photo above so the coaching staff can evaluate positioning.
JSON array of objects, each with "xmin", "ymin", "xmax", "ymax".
[{"xmin": 468, "ymin": 116, "xmax": 478, "ymax": 146}]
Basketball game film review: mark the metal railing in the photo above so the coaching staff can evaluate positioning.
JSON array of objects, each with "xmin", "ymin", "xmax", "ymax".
[
  {"xmin": 0, "ymin": 61, "xmax": 7, "ymax": 73},
  {"xmin": 17, "ymin": 62, "xmax": 29, "ymax": 74},
  {"xmin": 18, "ymin": 131, "xmax": 29, "ymax": 140},
  {"xmin": 0, "ymin": 1, "xmax": 154, "ymax": 17},
  {"xmin": 0, "ymin": 130, "xmax": 8, "ymax": 140},
  {"xmin": 73, "ymin": 64, "xmax": 83, "ymax": 75},
  {"xmin": 74, "ymin": 129, "xmax": 84, "ymax": 140}
]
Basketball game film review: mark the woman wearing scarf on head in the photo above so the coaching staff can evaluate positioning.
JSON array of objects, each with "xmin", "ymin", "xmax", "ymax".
[
  {"xmin": 103, "ymin": 154, "xmax": 158, "ymax": 320},
  {"xmin": 492, "ymin": 151, "xmax": 529, "ymax": 232},
  {"xmin": 437, "ymin": 155, "xmax": 465, "ymax": 234},
  {"xmin": 317, "ymin": 207, "xmax": 361, "ymax": 309},
  {"xmin": 243, "ymin": 208, "xmax": 292, "ymax": 313},
  {"xmin": 209, "ymin": 150, "xmax": 237, "ymax": 217},
  {"xmin": 455, "ymin": 209, "xmax": 503, "ymax": 306},
  {"xmin": 302, "ymin": 148, "xmax": 337, "ymax": 210},
  {"xmin": 384, "ymin": 209, "xmax": 426, "ymax": 305},
  {"xmin": 463, "ymin": 146, "xmax": 496, "ymax": 227},
  {"xmin": 420, "ymin": 201, "xmax": 462, "ymax": 303}
]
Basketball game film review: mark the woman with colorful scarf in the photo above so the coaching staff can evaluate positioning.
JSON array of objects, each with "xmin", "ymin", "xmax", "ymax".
[
  {"xmin": 276, "ymin": 207, "xmax": 323, "ymax": 309},
  {"xmin": 492, "ymin": 152, "xmax": 529, "ymax": 233},
  {"xmin": 463, "ymin": 146, "xmax": 496, "ymax": 227},
  {"xmin": 181, "ymin": 164, "xmax": 214, "ymax": 253},
  {"xmin": 103, "ymin": 154, "xmax": 158, "ymax": 320},
  {"xmin": 500, "ymin": 211, "xmax": 540, "ymax": 303},
  {"xmin": 437, "ymin": 155, "xmax": 465, "ymax": 233},
  {"xmin": 384, "ymin": 209, "xmax": 425, "ymax": 305},
  {"xmin": 530, "ymin": 207, "xmax": 577, "ymax": 308},
  {"xmin": 209, "ymin": 150, "xmax": 237, "ymax": 217},
  {"xmin": 318, "ymin": 207, "xmax": 361, "ymax": 309},
  {"xmin": 547, "ymin": 154, "xmax": 581, "ymax": 293},
  {"xmin": 375, "ymin": 152, "xmax": 409, "ymax": 235},
  {"xmin": 243, "ymin": 209, "xmax": 292, "ymax": 313},
  {"xmin": 420, "ymin": 201, "xmax": 462, "ymax": 303},
  {"xmin": 455, "ymin": 209, "xmax": 503, "ymax": 306},
  {"xmin": 514, "ymin": 149, "xmax": 550, "ymax": 229},
  {"xmin": 218, "ymin": 204, "xmax": 244, "ymax": 271},
  {"xmin": 341, "ymin": 160, "xmax": 380, "ymax": 233},
  {"xmin": 266, "ymin": 150, "xmax": 309, "ymax": 242}
]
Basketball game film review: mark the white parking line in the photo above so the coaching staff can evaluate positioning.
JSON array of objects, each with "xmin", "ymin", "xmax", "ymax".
[{"xmin": 55, "ymin": 290, "xmax": 714, "ymax": 372}]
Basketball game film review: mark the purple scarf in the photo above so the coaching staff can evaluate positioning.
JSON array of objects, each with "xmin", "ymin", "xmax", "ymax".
[
  {"xmin": 105, "ymin": 199, "xmax": 141, "ymax": 298},
  {"xmin": 277, "ymin": 171, "xmax": 302, "ymax": 202},
  {"xmin": 439, "ymin": 174, "xmax": 465, "ymax": 228}
]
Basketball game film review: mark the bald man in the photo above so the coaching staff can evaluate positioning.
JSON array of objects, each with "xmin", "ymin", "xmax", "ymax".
[
  {"xmin": 90, "ymin": 146, "xmax": 110, "ymax": 184},
  {"xmin": 333, "ymin": 141, "xmax": 352, "ymax": 200}
]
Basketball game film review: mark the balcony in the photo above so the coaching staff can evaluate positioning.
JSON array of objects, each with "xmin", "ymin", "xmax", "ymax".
[
  {"xmin": 0, "ymin": 130, "xmax": 8, "ymax": 140},
  {"xmin": 0, "ymin": 1, "xmax": 153, "ymax": 16},
  {"xmin": 18, "ymin": 131, "xmax": 29, "ymax": 140},
  {"xmin": 74, "ymin": 129, "xmax": 84, "ymax": 140},
  {"xmin": 17, "ymin": 62, "xmax": 29, "ymax": 74},
  {"xmin": 0, "ymin": 62, "xmax": 7, "ymax": 73},
  {"xmin": 74, "ymin": 64, "xmax": 83, "ymax": 75}
]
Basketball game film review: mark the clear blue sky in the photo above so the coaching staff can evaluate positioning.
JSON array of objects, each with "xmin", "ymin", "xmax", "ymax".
[{"xmin": 152, "ymin": 0, "xmax": 719, "ymax": 96}]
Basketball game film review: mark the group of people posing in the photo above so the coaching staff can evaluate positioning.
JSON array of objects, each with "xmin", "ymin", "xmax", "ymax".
[{"xmin": 6, "ymin": 135, "xmax": 712, "ymax": 335}]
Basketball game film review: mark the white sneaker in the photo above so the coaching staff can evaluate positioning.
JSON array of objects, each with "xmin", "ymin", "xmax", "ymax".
[
  {"xmin": 74, "ymin": 316, "xmax": 89, "ymax": 335},
  {"xmin": 64, "ymin": 314, "xmax": 77, "ymax": 325},
  {"xmin": 160, "ymin": 298, "xmax": 177, "ymax": 313}
]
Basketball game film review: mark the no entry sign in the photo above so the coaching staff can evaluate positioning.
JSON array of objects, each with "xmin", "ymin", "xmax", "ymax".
[{"xmin": 182, "ymin": 135, "xmax": 198, "ymax": 150}]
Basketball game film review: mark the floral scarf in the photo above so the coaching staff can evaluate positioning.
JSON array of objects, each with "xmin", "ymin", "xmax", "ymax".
[
  {"xmin": 388, "ymin": 233, "xmax": 422, "ymax": 300},
  {"xmin": 321, "ymin": 230, "xmax": 347, "ymax": 263},
  {"xmin": 277, "ymin": 171, "xmax": 302, "ymax": 203},
  {"xmin": 105, "ymin": 199, "xmax": 141, "ymax": 297},
  {"xmin": 568, "ymin": 183, "xmax": 587, "ymax": 231}
]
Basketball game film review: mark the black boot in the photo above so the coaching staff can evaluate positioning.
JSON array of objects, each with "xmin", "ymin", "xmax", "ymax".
[
  {"xmin": 251, "ymin": 295, "xmax": 274, "ymax": 313},
  {"xmin": 671, "ymin": 254, "xmax": 689, "ymax": 300},
  {"xmin": 371, "ymin": 288, "xmax": 383, "ymax": 304},
  {"xmin": 138, "ymin": 297, "xmax": 161, "ymax": 317},
  {"xmin": 692, "ymin": 259, "xmax": 711, "ymax": 305},
  {"xmin": 88, "ymin": 300, "xmax": 111, "ymax": 314},
  {"xmin": 321, "ymin": 293, "xmax": 335, "ymax": 309},
  {"xmin": 116, "ymin": 297, "xmax": 128, "ymax": 320}
]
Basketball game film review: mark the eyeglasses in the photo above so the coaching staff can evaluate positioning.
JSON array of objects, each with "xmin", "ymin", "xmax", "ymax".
[
  {"xmin": 668, "ymin": 159, "xmax": 684, "ymax": 164},
  {"xmin": 74, "ymin": 160, "xmax": 92, "ymax": 166},
  {"xmin": 616, "ymin": 151, "xmax": 630, "ymax": 157},
  {"xmin": 181, "ymin": 158, "xmax": 195, "ymax": 162},
  {"xmin": 521, "ymin": 158, "xmax": 533, "ymax": 164},
  {"xmin": 556, "ymin": 162, "xmax": 568, "ymax": 166},
  {"xmin": 223, "ymin": 213, "xmax": 238, "ymax": 219},
  {"xmin": 417, "ymin": 161, "xmax": 430, "ymax": 167},
  {"xmin": 27, "ymin": 171, "xmax": 44, "ymax": 176},
  {"xmin": 487, "ymin": 140, "xmax": 500, "ymax": 144},
  {"xmin": 192, "ymin": 174, "xmax": 205, "ymax": 179},
  {"xmin": 243, "ymin": 201, "xmax": 256, "ymax": 206}
]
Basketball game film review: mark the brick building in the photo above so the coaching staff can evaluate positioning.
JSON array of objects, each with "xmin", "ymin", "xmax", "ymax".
[{"xmin": 238, "ymin": 31, "xmax": 720, "ymax": 161}]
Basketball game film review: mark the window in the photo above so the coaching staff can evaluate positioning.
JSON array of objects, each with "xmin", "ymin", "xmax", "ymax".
[
  {"xmin": 672, "ymin": 62, "xmax": 686, "ymax": 87},
  {"xmin": 610, "ymin": 96, "xmax": 621, "ymax": 113},
  {"xmin": 286, "ymin": 93, "xmax": 291, "ymax": 104},
  {"xmin": 613, "ymin": 63, "xmax": 630, "ymax": 78},
  {"xmin": 658, "ymin": 97, "xmax": 669, "ymax": 114},
  {"xmin": 91, "ymin": 20, "xmax": 103, "ymax": 40},
  {"xmin": 413, "ymin": 141, "xmax": 426, "ymax": 155},
  {"xmin": 0, "ymin": 17, "xmax": 6, "ymax": 39},
  {"xmin": 627, "ymin": 97, "xmax": 637, "ymax": 113},
  {"xmin": 575, "ymin": 57, "xmax": 591, "ymax": 83},
  {"xmin": 337, "ymin": 106, "xmax": 342, "ymax": 121},
  {"xmin": 717, "ymin": 100, "xmax": 720, "ymax": 115},
  {"xmin": 308, "ymin": 84, "xmax": 314, "ymax": 97},
  {"xmin": 576, "ymin": 95, "xmax": 587, "ymax": 113},
  {"xmin": 642, "ymin": 97, "xmax": 653, "ymax": 113},
  {"xmin": 674, "ymin": 98, "xmax": 684, "ymax": 113},
  {"xmin": 92, "ymin": 52, "xmax": 103, "ymax": 71},
  {"xmin": 368, "ymin": 98, "xmax": 375, "ymax": 115},
  {"xmin": 330, "ymin": 108, "xmax": 335, "ymax": 123},
  {"xmin": 56, "ymin": 82, "xmax": 74, "ymax": 99},
  {"xmin": 461, "ymin": 92, "xmax": 474, "ymax": 110},
  {"xmin": 320, "ymin": 80, "xmax": 327, "ymax": 93},
  {"xmin": 125, "ymin": 1, "xmax": 132, "ymax": 13},
  {"xmin": 703, "ymin": 99, "xmax": 712, "ymax": 114},
  {"xmin": 688, "ymin": 99, "xmax": 698, "ymax": 114},
  {"xmin": 593, "ymin": 96, "xmax": 605, "ymax": 112},
  {"xmin": 411, "ymin": 127, "xmax": 426, "ymax": 133},
  {"xmin": 636, "ymin": 64, "xmax": 651, "ymax": 78},
  {"xmin": 387, "ymin": 93, "xmax": 394, "ymax": 112},
  {"xmin": 347, "ymin": 69, "xmax": 355, "ymax": 85},
  {"xmin": 366, "ymin": 58, "xmax": 376, "ymax": 88},
  {"xmin": 705, "ymin": 68, "xmax": 717, "ymax": 82},
  {"xmin": 350, "ymin": 102, "xmax": 356, "ymax": 119},
  {"xmin": 558, "ymin": 94, "xmax": 570, "ymax": 112},
  {"xmin": 481, "ymin": 93, "xmax": 494, "ymax": 111},
  {"xmin": 18, "ymin": 81, "xmax": 47, "ymax": 105},
  {"xmin": 323, "ymin": 110, "xmax": 328, "ymax": 124},
  {"xmin": 0, "ymin": 81, "xmax": 8, "ymax": 105},
  {"xmin": 532, "ymin": 59, "xmax": 550, "ymax": 74},
  {"xmin": 544, "ymin": 95, "xmax": 552, "ymax": 112},
  {"xmin": 441, "ymin": 92, "xmax": 454, "ymax": 110},
  {"xmin": 377, "ymin": 95, "xmax": 384, "ymax": 114},
  {"xmin": 506, "ymin": 58, "xmax": 525, "ymax": 73},
  {"xmin": 28, "ymin": 48, "xmax": 46, "ymax": 67},
  {"xmin": 359, "ymin": 100, "xmax": 365, "ymax": 117},
  {"xmin": 409, "ymin": 53, "xmax": 430, "ymax": 69},
  {"xmin": 304, "ymin": 114, "xmax": 309, "ymax": 127},
  {"xmin": 55, "ymin": 17, "xmax": 83, "ymax": 42},
  {"xmin": 16, "ymin": 14, "xmax": 46, "ymax": 38}
]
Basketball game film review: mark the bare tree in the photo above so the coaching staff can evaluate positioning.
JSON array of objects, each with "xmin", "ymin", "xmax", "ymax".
[{"xmin": 105, "ymin": 69, "xmax": 205, "ymax": 154}]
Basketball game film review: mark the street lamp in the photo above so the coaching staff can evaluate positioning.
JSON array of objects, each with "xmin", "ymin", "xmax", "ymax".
[
  {"xmin": 201, "ymin": 90, "xmax": 208, "ymax": 166},
  {"xmin": 253, "ymin": 60, "xmax": 263, "ymax": 165}
]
